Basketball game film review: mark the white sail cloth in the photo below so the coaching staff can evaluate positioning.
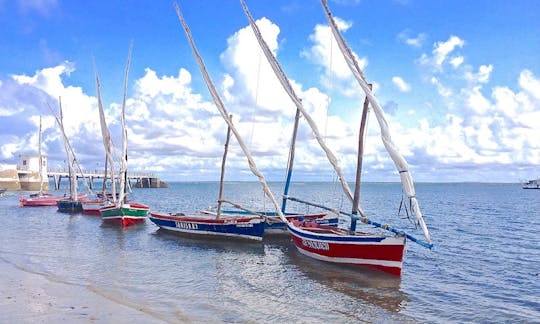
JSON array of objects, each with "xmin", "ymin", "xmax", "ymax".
[
  {"xmin": 48, "ymin": 99, "xmax": 92, "ymax": 198},
  {"xmin": 321, "ymin": 0, "xmax": 431, "ymax": 244},
  {"xmin": 240, "ymin": 0, "xmax": 362, "ymax": 216},
  {"xmin": 117, "ymin": 42, "xmax": 133, "ymax": 206},
  {"xmin": 174, "ymin": 2, "xmax": 287, "ymax": 223},
  {"xmin": 95, "ymin": 73, "xmax": 117, "ymax": 202},
  {"xmin": 38, "ymin": 116, "xmax": 44, "ymax": 193}
]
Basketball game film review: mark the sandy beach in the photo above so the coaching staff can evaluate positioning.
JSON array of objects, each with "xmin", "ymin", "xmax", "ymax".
[{"xmin": 0, "ymin": 257, "xmax": 166, "ymax": 323}]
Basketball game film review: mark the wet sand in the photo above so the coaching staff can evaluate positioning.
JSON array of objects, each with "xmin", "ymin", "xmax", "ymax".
[{"xmin": 0, "ymin": 258, "xmax": 166, "ymax": 323}]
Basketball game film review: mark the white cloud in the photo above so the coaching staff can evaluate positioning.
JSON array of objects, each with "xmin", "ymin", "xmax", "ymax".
[
  {"xmin": 430, "ymin": 76, "xmax": 453, "ymax": 98},
  {"xmin": 397, "ymin": 30, "xmax": 427, "ymax": 48},
  {"xmin": 7, "ymin": 63, "xmax": 100, "ymax": 161},
  {"xmin": 392, "ymin": 76, "xmax": 411, "ymax": 92},
  {"xmin": 419, "ymin": 35, "xmax": 464, "ymax": 72},
  {"xmin": 12, "ymin": 62, "xmax": 75, "ymax": 98},
  {"xmin": 220, "ymin": 17, "xmax": 295, "ymax": 119},
  {"xmin": 464, "ymin": 64, "xmax": 493, "ymax": 84},
  {"xmin": 477, "ymin": 65, "xmax": 493, "ymax": 83},
  {"xmin": 301, "ymin": 17, "xmax": 368, "ymax": 98},
  {"xmin": 519, "ymin": 69, "xmax": 540, "ymax": 101},
  {"xmin": 2, "ymin": 19, "xmax": 540, "ymax": 184},
  {"xmin": 433, "ymin": 36, "xmax": 464, "ymax": 67},
  {"xmin": 449, "ymin": 56, "xmax": 464, "ymax": 68},
  {"xmin": 411, "ymin": 32, "xmax": 540, "ymax": 180},
  {"xmin": 464, "ymin": 86, "xmax": 491, "ymax": 115}
]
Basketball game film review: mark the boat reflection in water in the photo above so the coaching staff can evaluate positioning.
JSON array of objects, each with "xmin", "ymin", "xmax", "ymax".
[
  {"xmin": 267, "ymin": 236, "xmax": 407, "ymax": 313},
  {"xmin": 150, "ymin": 228, "xmax": 265, "ymax": 255}
]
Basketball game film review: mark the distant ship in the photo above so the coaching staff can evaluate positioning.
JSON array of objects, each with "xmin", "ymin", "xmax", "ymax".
[{"xmin": 522, "ymin": 178, "xmax": 540, "ymax": 189}]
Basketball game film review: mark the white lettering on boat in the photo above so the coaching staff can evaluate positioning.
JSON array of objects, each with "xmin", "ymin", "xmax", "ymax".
[
  {"xmin": 175, "ymin": 222, "xmax": 198, "ymax": 230},
  {"xmin": 301, "ymin": 239, "xmax": 329, "ymax": 251}
]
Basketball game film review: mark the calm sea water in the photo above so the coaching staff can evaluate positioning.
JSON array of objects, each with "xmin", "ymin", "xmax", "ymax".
[{"xmin": 0, "ymin": 182, "xmax": 538, "ymax": 323}]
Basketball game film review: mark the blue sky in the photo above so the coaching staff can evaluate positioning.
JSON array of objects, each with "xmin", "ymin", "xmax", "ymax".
[{"xmin": 0, "ymin": 0, "xmax": 539, "ymax": 184}]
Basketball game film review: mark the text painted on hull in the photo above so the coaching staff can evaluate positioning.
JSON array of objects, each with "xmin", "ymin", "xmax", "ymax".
[
  {"xmin": 175, "ymin": 222, "xmax": 198, "ymax": 230},
  {"xmin": 302, "ymin": 239, "xmax": 330, "ymax": 251}
]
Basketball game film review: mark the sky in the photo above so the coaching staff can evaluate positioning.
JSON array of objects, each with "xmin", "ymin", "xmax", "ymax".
[{"xmin": 0, "ymin": 0, "xmax": 539, "ymax": 184}]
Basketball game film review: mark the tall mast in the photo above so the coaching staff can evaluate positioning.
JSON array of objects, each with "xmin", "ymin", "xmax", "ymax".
[
  {"xmin": 216, "ymin": 115, "xmax": 232, "ymax": 218},
  {"xmin": 240, "ymin": 0, "xmax": 363, "ymax": 216},
  {"xmin": 350, "ymin": 84, "xmax": 371, "ymax": 232},
  {"xmin": 320, "ymin": 0, "xmax": 431, "ymax": 244},
  {"xmin": 47, "ymin": 99, "xmax": 90, "ymax": 200},
  {"xmin": 94, "ymin": 66, "xmax": 116, "ymax": 202},
  {"xmin": 118, "ymin": 42, "xmax": 133, "ymax": 205},
  {"xmin": 58, "ymin": 98, "xmax": 76, "ymax": 200},
  {"xmin": 95, "ymin": 68, "xmax": 117, "ymax": 203},
  {"xmin": 174, "ymin": 1, "xmax": 287, "ymax": 223},
  {"xmin": 102, "ymin": 156, "xmax": 108, "ymax": 193},
  {"xmin": 38, "ymin": 115, "xmax": 44, "ymax": 194},
  {"xmin": 281, "ymin": 108, "xmax": 300, "ymax": 213}
]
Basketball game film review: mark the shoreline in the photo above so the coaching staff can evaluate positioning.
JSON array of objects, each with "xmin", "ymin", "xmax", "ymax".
[{"xmin": 0, "ymin": 257, "xmax": 167, "ymax": 323}]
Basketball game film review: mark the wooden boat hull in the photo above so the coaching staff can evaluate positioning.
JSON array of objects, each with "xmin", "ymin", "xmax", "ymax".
[
  {"xmin": 19, "ymin": 193, "xmax": 63, "ymax": 207},
  {"xmin": 82, "ymin": 199, "xmax": 112, "ymax": 215},
  {"xmin": 267, "ymin": 213, "xmax": 337, "ymax": 234},
  {"xmin": 57, "ymin": 199, "xmax": 84, "ymax": 213},
  {"xmin": 148, "ymin": 211, "xmax": 265, "ymax": 241},
  {"xmin": 100, "ymin": 203, "xmax": 149, "ymax": 227},
  {"xmin": 219, "ymin": 210, "xmax": 338, "ymax": 234},
  {"xmin": 287, "ymin": 221, "xmax": 406, "ymax": 276}
]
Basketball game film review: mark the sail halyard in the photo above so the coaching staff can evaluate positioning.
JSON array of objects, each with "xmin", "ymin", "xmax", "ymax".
[
  {"xmin": 173, "ymin": 2, "xmax": 287, "ymax": 224},
  {"xmin": 240, "ymin": 0, "xmax": 364, "ymax": 218},
  {"xmin": 320, "ymin": 0, "xmax": 431, "ymax": 245}
]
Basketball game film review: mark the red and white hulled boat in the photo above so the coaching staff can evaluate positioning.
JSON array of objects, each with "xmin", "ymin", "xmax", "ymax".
[{"xmin": 288, "ymin": 220, "xmax": 406, "ymax": 276}]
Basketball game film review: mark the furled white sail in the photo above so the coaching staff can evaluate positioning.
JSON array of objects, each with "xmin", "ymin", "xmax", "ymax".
[
  {"xmin": 320, "ymin": 0, "xmax": 431, "ymax": 244},
  {"xmin": 38, "ymin": 116, "xmax": 44, "ymax": 194},
  {"xmin": 58, "ymin": 100, "xmax": 77, "ymax": 200},
  {"xmin": 117, "ymin": 43, "xmax": 133, "ymax": 206},
  {"xmin": 95, "ymin": 71, "xmax": 117, "ymax": 202},
  {"xmin": 240, "ymin": 0, "xmax": 364, "ymax": 217},
  {"xmin": 173, "ymin": 2, "xmax": 287, "ymax": 223},
  {"xmin": 48, "ymin": 99, "xmax": 91, "ymax": 198}
]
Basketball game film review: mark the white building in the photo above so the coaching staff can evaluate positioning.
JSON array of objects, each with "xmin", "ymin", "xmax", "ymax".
[{"xmin": 17, "ymin": 154, "xmax": 49, "ymax": 191}]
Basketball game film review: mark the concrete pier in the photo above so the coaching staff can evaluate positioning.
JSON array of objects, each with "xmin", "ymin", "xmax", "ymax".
[
  {"xmin": 47, "ymin": 168, "xmax": 168, "ymax": 190},
  {"xmin": 0, "ymin": 168, "xmax": 20, "ymax": 190}
]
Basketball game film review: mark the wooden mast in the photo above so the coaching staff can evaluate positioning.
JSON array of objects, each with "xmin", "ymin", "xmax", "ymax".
[
  {"xmin": 350, "ymin": 84, "xmax": 371, "ymax": 233},
  {"xmin": 102, "ymin": 156, "xmax": 108, "ymax": 195},
  {"xmin": 38, "ymin": 115, "xmax": 44, "ymax": 195},
  {"xmin": 216, "ymin": 115, "xmax": 233, "ymax": 218},
  {"xmin": 95, "ymin": 67, "xmax": 117, "ymax": 203},
  {"xmin": 58, "ymin": 98, "xmax": 76, "ymax": 200},
  {"xmin": 174, "ymin": 1, "xmax": 287, "ymax": 223},
  {"xmin": 321, "ymin": 0, "xmax": 432, "ymax": 247},
  {"xmin": 119, "ymin": 41, "xmax": 133, "ymax": 205},
  {"xmin": 281, "ymin": 108, "xmax": 301, "ymax": 213}
]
